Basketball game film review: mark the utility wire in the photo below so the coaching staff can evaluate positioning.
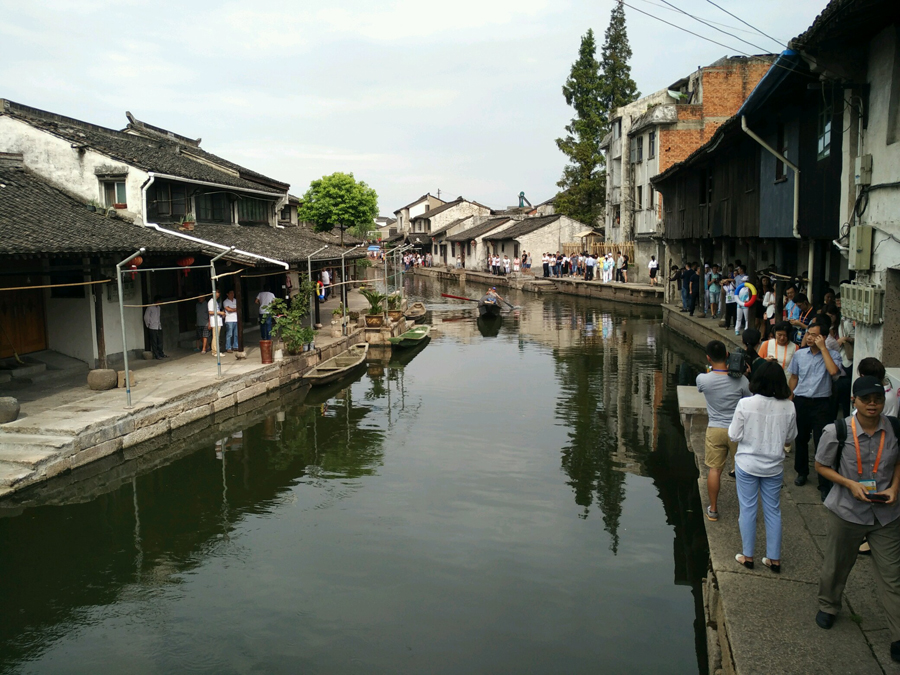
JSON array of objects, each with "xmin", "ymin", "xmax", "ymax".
[
  {"xmin": 621, "ymin": 1, "xmax": 813, "ymax": 78},
  {"xmin": 659, "ymin": 0, "xmax": 777, "ymax": 54},
  {"xmin": 630, "ymin": 0, "xmax": 767, "ymax": 37},
  {"xmin": 704, "ymin": 0, "xmax": 788, "ymax": 48}
]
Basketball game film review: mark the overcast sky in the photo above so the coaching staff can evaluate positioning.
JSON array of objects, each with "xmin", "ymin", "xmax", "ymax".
[{"xmin": 1, "ymin": 0, "xmax": 828, "ymax": 214}]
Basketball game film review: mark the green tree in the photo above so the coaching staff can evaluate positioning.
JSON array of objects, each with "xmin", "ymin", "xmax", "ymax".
[
  {"xmin": 297, "ymin": 172, "xmax": 378, "ymax": 237},
  {"xmin": 599, "ymin": 1, "xmax": 639, "ymax": 131},
  {"xmin": 555, "ymin": 29, "xmax": 605, "ymax": 227},
  {"xmin": 555, "ymin": 3, "xmax": 639, "ymax": 227}
]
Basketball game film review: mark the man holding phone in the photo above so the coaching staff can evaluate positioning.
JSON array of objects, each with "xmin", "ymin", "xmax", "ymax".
[{"xmin": 814, "ymin": 376, "xmax": 900, "ymax": 663}]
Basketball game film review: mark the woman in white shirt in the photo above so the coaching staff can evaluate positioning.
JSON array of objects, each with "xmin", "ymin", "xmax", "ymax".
[{"xmin": 728, "ymin": 361, "xmax": 798, "ymax": 573}]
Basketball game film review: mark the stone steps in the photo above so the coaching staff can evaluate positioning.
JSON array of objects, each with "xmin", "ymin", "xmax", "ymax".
[
  {"xmin": 0, "ymin": 434, "xmax": 76, "ymax": 468},
  {"xmin": 0, "ymin": 460, "xmax": 34, "ymax": 488}
]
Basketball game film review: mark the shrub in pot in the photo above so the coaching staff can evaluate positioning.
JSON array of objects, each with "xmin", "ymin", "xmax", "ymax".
[{"xmin": 360, "ymin": 288, "xmax": 386, "ymax": 327}]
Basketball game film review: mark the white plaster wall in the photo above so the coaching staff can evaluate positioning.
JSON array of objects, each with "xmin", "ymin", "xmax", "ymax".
[
  {"xmin": 847, "ymin": 27, "xmax": 900, "ymax": 366},
  {"xmin": 464, "ymin": 219, "xmax": 518, "ymax": 270},
  {"xmin": 0, "ymin": 116, "xmax": 150, "ymax": 220},
  {"xmin": 44, "ymin": 288, "xmax": 95, "ymax": 366},
  {"xmin": 101, "ymin": 276, "xmax": 146, "ymax": 362}
]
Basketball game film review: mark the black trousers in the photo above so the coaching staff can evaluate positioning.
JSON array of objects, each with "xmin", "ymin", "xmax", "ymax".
[
  {"xmin": 543, "ymin": 263, "xmax": 550, "ymax": 277},
  {"xmin": 793, "ymin": 396, "xmax": 832, "ymax": 485},
  {"xmin": 724, "ymin": 303, "xmax": 737, "ymax": 328},
  {"xmin": 689, "ymin": 292, "xmax": 700, "ymax": 316},
  {"xmin": 149, "ymin": 328, "xmax": 164, "ymax": 358}
]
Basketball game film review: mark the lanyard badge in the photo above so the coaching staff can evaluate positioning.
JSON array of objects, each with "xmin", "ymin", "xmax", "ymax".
[{"xmin": 850, "ymin": 417, "xmax": 885, "ymax": 487}]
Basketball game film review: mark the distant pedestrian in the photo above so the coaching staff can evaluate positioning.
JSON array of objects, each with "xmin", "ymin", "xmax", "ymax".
[
  {"xmin": 648, "ymin": 256, "xmax": 659, "ymax": 286},
  {"xmin": 195, "ymin": 297, "xmax": 209, "ymax": 353},
  {"xmin": 321, "ymin": 268, "xmax": 331, "ymax": 300},
  {"xmin": 616, "ymin": 253, "xmax": 625, "ymax": 283},
  {"xmin": 144, "ymin": 295, "xmax": 167, "ymax": 359},
  {"xmin": 255, "ymin": 286, "xmax": 276, "ymax": 341},
  {"xmin": 224, "ymin": 289, "xmax": 239, "ymax": 353},
  {"xmin": 208, "ymin": 290, "xmax": 225, "ymax": 356}
]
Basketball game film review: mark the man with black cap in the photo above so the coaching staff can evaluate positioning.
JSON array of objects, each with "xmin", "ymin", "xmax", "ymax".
[{"xmin": 813, "ymin": 376, "xmax": 900, "ymax": 662}]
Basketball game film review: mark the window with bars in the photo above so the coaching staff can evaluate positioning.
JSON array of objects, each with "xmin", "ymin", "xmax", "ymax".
[
  {"xmin": 817, "ymin": 104, "xmax": 832, "ymax": 160},
  {"xmin": 149, "ymin": 183, "xmax": 187, "ymax": 220},
  {"xmin": 197, "ymin": 193, "xmax": 230, "ymax": 223},
  {"xmin": 238, "ymin": 198, "xmax": 270, "ymax": 224}
]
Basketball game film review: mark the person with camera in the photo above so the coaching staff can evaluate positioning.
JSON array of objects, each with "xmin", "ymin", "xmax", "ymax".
[
  {"xmin": 788, "ymin": 318, "xmax": 842, "ymax": 496},
  {"xmin": 813, "ymin": 376, "xmax": 900, "ymax": 663},
  {"xmin": 697, "ymin": 340, "xmax": 751, "ymax": 522}
]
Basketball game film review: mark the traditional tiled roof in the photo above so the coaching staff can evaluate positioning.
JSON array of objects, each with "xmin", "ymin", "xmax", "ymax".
[
  {"xmin": 0, "ymin": 163, "xmax": 201, "ymax": 257},
  {"xmin": 412, "ymin": 197, "xmax": 490, "ymax": 221},
  {"xmin": 484, "ymin": 215, "xmax": 564, "ymax": 240},
  {"xmin": 790, "ymin": 0, "xmax": 894, "ymax": 51},
  {"xmin": 1, "ymin": 100, "xmax": 287, "ymax": 195},
  {"xmin": 393, "ymin": 193, "xmax": 443, "ymax": 215},
  {"xmin": 430, "ymin": 215, "xmax": 473, "ymax": 238},
  {"xmin": 445, "ymin": 217, "xmax": 511, "ymax": 242},
  {"xmin": 156, "ymin": 222, "xmax": 362, "ymax": 264}
]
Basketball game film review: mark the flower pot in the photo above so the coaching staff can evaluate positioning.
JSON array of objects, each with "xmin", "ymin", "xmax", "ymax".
[
  {"xmin": 114, "ymin": 203, "xmax": 127, "ymax": 209},
  {"xmin": 365, "ymin": 314, "xmax": 385, "ymax": 328},
  {"xmin": 388, "ymin": 310, "xmax": 403, "ymax": 322},
  {"xmin": 181, "ymin": 221, "xmax": 195, "ymax": 231}
]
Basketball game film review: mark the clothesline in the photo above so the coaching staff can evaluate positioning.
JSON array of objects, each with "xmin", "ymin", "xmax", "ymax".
[{"xmin": 0, "ymin": 279, "xmax": 111, "ymax": 292}]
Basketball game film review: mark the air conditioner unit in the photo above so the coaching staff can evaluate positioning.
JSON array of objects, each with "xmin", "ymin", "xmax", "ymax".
[{"xmin": 840, "ymin": 282, "xmax": 884, "ymax": 324}]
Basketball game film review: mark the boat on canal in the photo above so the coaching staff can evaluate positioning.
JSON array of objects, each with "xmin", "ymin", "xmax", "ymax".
[
  {"xmin": 404, "ymin": 302, "xmax": 427, "ymax": 323},
  {"xmin": 477, "ymin": 295, "xmax": 502, "ymax": 318},
  {"xmin": 305, "ymin": 343, "xmax": 369, "ymax": 386},
  {"xmin": 388, "ymin": 324, "xmax": 431, "ymax": 348}
]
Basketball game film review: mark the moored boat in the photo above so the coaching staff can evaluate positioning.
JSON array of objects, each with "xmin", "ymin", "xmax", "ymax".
[
  {"xmin": 388, "ymin": 324, "xmax": 432, "ymax": 348},
  {"xmin": 404, "ymin": 302, "xmax": 427, "ymax": 323},
  {"xmin": 305, "ymin": 343, "xmax": 369, "ymax": 386}
]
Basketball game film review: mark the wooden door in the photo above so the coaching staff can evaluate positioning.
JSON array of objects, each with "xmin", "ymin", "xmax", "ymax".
[{"xmin": 0, "ymin": 283, "xmax": 47, "ymax": 358}]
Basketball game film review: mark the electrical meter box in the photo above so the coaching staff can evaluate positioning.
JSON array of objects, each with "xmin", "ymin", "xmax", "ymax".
[
  {"xmin": 849, "ymin": 225, "xmax": 873, "ymax": 270},
  {"xmin": 840, "ymin": 282, "xmax": 884, "ymax": 324}
]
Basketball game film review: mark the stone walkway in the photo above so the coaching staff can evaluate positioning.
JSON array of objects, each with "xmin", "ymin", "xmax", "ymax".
[
  {"xmin": 679, "ymin": 388, "xmax": 900, "ymax": 674},
  {"xmin": 0, "ymin": 289, "xmax": 372, "ymax": 498}
]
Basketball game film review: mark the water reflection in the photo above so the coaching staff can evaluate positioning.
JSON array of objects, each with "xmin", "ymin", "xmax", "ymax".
[{"xmin": 0, "ymin": 276, "xmax": 710, "ymax": 675}]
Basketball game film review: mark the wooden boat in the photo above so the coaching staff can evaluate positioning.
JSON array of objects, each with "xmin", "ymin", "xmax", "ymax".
[
  {"xmin": 305, "ymin": 343, "xmax": 369, "ymax": 386},
  {"xmin": 388, "ymin": 324, "xmax": 431, "ymax": 348},
  {"xmin": 404, "ymin": 301, "xmax": 427, "ymax": 322},
  {"xmin": 477, "ymin": 295, "xmax": 502, "ymax": 318}
]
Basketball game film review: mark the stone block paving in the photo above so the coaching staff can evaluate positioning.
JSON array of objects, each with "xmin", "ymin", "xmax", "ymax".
[{"xmin": 679, "ymin": 386, "xmax": 900, "ymax": 674}]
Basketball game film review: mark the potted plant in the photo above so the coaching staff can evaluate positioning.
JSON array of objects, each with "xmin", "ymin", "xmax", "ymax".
[
  {"xmin": 299, "ymin": 326, "xmax": 316, "ymax": 352},
  {"xmin": 269, "ymin": 296, "xmax": 312, "ymax": 355},
  {"xmin": 113, "ymin": 202, "xmax": 127, "ymax": 209},
  {"xmin": 386, "ymin": 293, "xmax": 403, "ymax": 322},
  {"xmin": 179, "ymin": 212, "xmax": 196, "ymax": 231},
  {"xmin": 86, "ymin": 199, "xmax": 101, "ymax": 213},
  {"xmin": 360, "ymin": 288, "xmax": 386, "ymax": 328}
]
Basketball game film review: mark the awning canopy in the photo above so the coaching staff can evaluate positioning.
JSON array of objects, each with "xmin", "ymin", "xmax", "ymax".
[{"xmin": 575, "ymin": 229, "xmax": 602, "ymax": 238}]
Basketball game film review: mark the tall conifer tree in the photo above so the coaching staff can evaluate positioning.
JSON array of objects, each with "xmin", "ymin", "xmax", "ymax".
[
  {"xmin": 555, "ymin": 3, "xmax": 639, "ymax": 228},
  {"xmin": 555, "ymin": 29, "xmax": 605, "ymax": 227}
]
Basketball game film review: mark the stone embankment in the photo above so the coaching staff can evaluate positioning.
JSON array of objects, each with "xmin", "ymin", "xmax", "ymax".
[
  {"xmin": 411, "ymin": 266, "xmax": 664, "ymax": 305},
  {"xmin": 679, "ymin": 387, "xmax": 899, "ymax": 674},
  {"xmin": 0, "ymin": 333, "xmax": 364, "ymax": 498}
]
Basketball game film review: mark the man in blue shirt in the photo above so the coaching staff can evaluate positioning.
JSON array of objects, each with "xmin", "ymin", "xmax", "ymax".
[
  {"xmin": 789, "ymin": 292, "xmax": 814, "ymax": 346},
  {"xmin": 789, "ymin": 319, "xmax": 842, "ymax": 495}
]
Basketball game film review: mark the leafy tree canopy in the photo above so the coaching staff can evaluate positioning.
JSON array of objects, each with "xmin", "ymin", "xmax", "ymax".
[
  {"xmin": 297, "ymin": 172, "xmax": 378, "ymax": 234},
  {"xmin": 599, "ymin": 1, "xmax": 639, "ymax": 123}
]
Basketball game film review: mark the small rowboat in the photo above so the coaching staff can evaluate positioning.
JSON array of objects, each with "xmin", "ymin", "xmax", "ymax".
[
  {"xmin": 404, "ymin": 302, "xmax": 427, "ymax": 323},
  {"xmin": 477, "ymin": 296, "xmax": 502, "ymax": 318},
  {"xmin": 305, "ymin": 343, "xmax": 369, "ymax": 386},
  {"xmin": 388, "ymin": 324, "xmax": 431, "ymax": 348}
]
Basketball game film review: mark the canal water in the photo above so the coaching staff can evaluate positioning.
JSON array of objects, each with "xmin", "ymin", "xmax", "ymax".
[{"xmin": 0, "ymin": 276, "xmax": 709, "ymax": 675}]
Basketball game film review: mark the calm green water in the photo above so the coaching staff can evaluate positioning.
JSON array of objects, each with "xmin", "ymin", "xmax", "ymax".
[{"xmin": 0, "ymin": 276, "xmax": 709, "ymax": 674}]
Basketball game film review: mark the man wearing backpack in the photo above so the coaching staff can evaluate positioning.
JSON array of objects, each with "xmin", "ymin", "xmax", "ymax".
[{"xmin": 814, "ymin": 376, "xmax": 900, "ymax": 663}]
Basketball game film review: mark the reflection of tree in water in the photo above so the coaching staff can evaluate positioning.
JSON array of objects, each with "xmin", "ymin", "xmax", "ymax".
[{"xmin": 554, "ymin": 343, "xmax": 627, "ymax": 553}]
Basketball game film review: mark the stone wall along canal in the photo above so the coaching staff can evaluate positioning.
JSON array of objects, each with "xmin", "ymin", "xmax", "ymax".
[{"xmin": 0, "ymin": 276, "xmax": 710, "ymax": 674}]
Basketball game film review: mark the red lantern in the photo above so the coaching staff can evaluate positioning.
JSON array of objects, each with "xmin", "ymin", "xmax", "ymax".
[
  {"xmin": 176, "ymin": 256, "xmax": 195, "ymax": 277},
  {"xmin": 130, "ymin": 255, "xmax": 143, "ymax": 280}
]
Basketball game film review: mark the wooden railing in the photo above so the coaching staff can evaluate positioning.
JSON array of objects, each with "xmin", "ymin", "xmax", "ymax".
[{"xmin": 562, "ymin": 242, "xmax": 635, "ymax": 260}]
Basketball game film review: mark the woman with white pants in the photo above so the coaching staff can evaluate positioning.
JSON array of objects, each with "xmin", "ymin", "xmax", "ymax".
[{"xmin": 728, "ymin": 361, "xmax": 798, "ymax": 573}]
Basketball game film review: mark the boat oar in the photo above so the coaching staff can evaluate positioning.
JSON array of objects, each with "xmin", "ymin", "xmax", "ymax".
[{"xmin": 441, "ymin": 293, "xmax": 479, "ymax": 302}]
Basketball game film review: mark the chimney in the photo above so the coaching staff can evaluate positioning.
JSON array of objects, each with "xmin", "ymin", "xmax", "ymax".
[{"xmin": 0, "ymin": 152, "xmax": 24, "ymax": 169}]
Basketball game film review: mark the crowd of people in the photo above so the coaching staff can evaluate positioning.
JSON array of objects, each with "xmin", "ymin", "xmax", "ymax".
[
  {"xmin": 696, "ymin": 332, "xmax": 900, "ymax": 661},
  {"xmin": 533, "ymin": 251, "xmax": 632, "ymax": 282}
]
